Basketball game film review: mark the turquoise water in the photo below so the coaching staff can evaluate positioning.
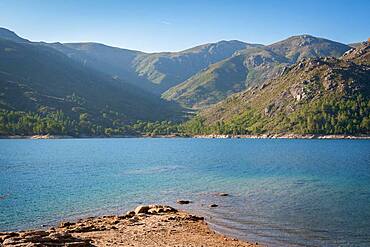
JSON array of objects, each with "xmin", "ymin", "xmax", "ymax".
[{"xmin": 0, "ymin": 138, "xmax": 369, "ymax": 246}]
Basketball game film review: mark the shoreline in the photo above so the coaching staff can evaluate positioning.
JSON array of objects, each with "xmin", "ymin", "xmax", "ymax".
[
  {"xmin": 0, "ymin": 204, "xmax": 259, "ymax": 247},
  {"xmin": 1, "ymin": 133, "xmax": 369, "ymax": 139},
  {"xmin": 193, "ymin": 133, "xmax": 370, "ymax": 139}
]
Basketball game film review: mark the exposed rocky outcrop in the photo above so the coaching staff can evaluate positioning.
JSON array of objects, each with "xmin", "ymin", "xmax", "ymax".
[
  {"xmin": 0, "ymin": 205, "xmax": 259, "ymax": 247},
  {"xmin": 0, "ymin": 230, "xmax": 92, "ymax": 246},
  {"xmin": 195, "ymin": 42, "xmax": 369, "ymax": 135}
]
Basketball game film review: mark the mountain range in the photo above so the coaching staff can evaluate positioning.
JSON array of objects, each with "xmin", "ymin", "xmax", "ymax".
[
  {"xmin": 0, "ymin": 28, "xmax": 182, "ymax": 130},
  {"xmin": 0, "ymin": 27, "xmax": 368, "ymax": 136},
  {"xmin": 45, "ymin": 33, "xmax": 352, "ymax": 109},
  {"xmin": 188, "ymin": 42, "xmax": 369, "ymax": 135},
  {"xmin": 163, "ymin": 35, "xmax": 351, "ymax": 108}
]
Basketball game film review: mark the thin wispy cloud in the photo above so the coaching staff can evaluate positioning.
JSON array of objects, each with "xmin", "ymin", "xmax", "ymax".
[{"xmin": 160, "ymin": 20, "xmax": 171, "ymax": 25}]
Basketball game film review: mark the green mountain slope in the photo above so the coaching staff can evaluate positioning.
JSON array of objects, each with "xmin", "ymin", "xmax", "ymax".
[
  {"xmin": 163, "ymin": 35, "xmax": 351, "ymax": 109},
  {"xmin": 0, "ymin": 36, "xmax": 183, "ymax": 136},
  {"xmin": 184, "ymin": 42, "xmax": 370, "ymax": 135},
  {"xmin": 163, "ymin": 47, "xmax": 289, "ymax": 108},
  {"xmin": 132, "ymin": 41, "xmax": 257, "ymax": 93},
  {"xmin": 51, "ymin": 39, "xmax": 253, "ymax": 94},
  {"xmin": 49, "ymin": 42, "xmax": 157, "ymax": 92}
]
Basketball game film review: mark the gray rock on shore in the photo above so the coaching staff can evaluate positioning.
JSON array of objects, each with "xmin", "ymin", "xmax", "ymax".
[
  {"xmin": 176, "ymin": 200, "xmax": 191, "ymax": 204},
  {"xmin": 133, "ymin": 204, "xmax": 177, "ymax": 215}
]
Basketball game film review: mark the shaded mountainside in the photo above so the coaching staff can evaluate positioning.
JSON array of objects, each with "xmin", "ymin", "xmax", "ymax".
[
  {"xmin": 51, "ymin": 39, "xmax": 254, "ymax": 94},
  {"xmin": 0, "ymin": 27, "xmax": 29, "ymax": 43},
  {"xmin": 49, "ymin": 42, "xmax": 152, "ymax": 91},
  {"xmin": 184, "ymin": 42, "xmax": 370, "ymax": 135},
  {"xmin": 132, "ymin": 40, "xmax": 256, "ymax": 93},
  {"xmin": 163, "ymin": 47, "xmax": 289, "ymax": 108},
  {"xmin": 0, "ymin": 36, "xmax": 183, "ymax": 136},
  {"xmin": 163, "ymin": 35, "xmax": 351, "ymax": 109},
  {"xmin": 1, "ymin": 26, "xmax": 367, "ymax": 136}
]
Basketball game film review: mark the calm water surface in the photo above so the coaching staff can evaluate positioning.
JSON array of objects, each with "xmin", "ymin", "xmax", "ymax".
[{"xmin": 0, "ymin": 138, "xmax": 369, "ymax": 246}]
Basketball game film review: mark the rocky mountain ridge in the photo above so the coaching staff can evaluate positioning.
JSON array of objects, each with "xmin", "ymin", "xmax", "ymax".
[
  {"xmin": 185, "ymin": 42, "xmax": 369, "ymax": 135},
  {"xmin": 163, "ymin": 35, "xmax": 351, "ymax": 109}
]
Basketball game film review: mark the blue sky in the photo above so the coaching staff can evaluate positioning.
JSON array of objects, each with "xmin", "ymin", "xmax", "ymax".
[{"xmin": 0, "ymin": 0, "xmax": 369, "ymax": 52}]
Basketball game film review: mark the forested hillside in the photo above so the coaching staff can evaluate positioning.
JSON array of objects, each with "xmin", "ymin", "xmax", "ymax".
[
  {"xmin": 163, "ymin": 35, "xmax": 351, "ymax": 108},
  {"xmin": 0, "ymin": 31, "xmax": 183, "ymax": 136},
  {"xmin": 183, "ymin": 42, "xmax": 370, "ymax": 135}
]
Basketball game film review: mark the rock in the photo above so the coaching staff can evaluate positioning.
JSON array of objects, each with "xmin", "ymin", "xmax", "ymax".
[
  {"xmin": 65, "ymin": 241, "xmax": 90, "ymax": 247},
  {"xmin": 148, "ymin": 208, "xmax": 160, "ymax": 214},
  {"xmin": 264, "ymin": 104, "xmax": 274, "ymax": 115},
  {"xmin": 48, "ymin": 232, "xmax": 72, "ymax": 240},
  {"xmin": 130, "ymin": 215, "xmax": 140, "ymax": 222},
  {"xmin": 59, "ymin": 221, "xmax": 75, "ymax": 228},
  {"xmin": 0, "ymin": 232, "xmax": 18, "ymax": 242},
  {"xmin": 209, "ymin": 204, "xmax": 218, "ymax": 208},
  {"xmin": 134, "ymin": 205, "xmax": 150, "ymax": 214},
  {"xmin": 68, "ymin": 224, "xmax": 106, "ymax": 233},
  {"xmin": 185, "ymin": 215, "xmax": 204, "ymax": 221},
  {"xmin": 218, "ymin": 193, "xmax": 229, "ymax": 196},
  {"xmin": 148, "ymin": 205, "xmax": 177, "ymax": 214},
  {"xmin": 125, "ymin": 210, "xmax": 135, "ymax": 218},
  {"xmin": 2, "ymin": 236, "xmax": 26, "ymax": 245},
  {"xmin": 163, "ymin": 206, "xmax": 177, "ymax": 212},
  {"xmin": 19, "ymin": 230, "xmax": 49, "ymax": 238},
  {"xmin": 176, "ymin": 200, "xmax": 190, "ymax": 205}
]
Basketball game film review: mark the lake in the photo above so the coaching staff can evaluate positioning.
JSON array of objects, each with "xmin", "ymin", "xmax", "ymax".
[{"xmin": 0, "ymin": 138, "xmax": 369, "ymax": 246}]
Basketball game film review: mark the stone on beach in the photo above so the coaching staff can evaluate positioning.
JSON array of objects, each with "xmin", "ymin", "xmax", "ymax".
[
  {"xmin": 134, "ymin": 204, "xmax": 177, "ymax": 215},
  {"xmin": 125, "ymin": 210, "xmax": 136, "ymax": 218},
  {"xmin": 176, "ymin": 200, "xmax": 191, "ymax": 204},
  {"xmin": 0, "ymin": 229, "xmax": 91, "ymax": 246},
  {"xmin": 134, "ymin": 205, "xmax": 150, "ymax": 214}
]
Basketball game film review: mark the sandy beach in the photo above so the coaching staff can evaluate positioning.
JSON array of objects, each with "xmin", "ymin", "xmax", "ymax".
[{"xmin": 0, "ymin": 204, "xmax": 260, "ymax": 247}]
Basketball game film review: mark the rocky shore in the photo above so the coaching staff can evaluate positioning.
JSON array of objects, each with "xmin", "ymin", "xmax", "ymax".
[
  {"xmin": 0, "ymin": 204, "xmax": 259, "ymax": 247},
  {"xmin": 194, "ymin": 133, "xmax": 370, "ymax": 139},
  {"xmin": 1, "ymin": 133, "xmax": 369, "ymax": 139}
]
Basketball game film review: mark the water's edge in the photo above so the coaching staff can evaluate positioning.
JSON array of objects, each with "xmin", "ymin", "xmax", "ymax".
[{"xmin": 1, "ymin": 134, "xmax": 370, "ymax": 139}]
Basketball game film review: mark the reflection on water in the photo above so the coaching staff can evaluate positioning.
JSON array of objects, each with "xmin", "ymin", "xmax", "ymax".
[{"xmin": 0, "ymin": 138, "xmax": 369, "ymax": 246}]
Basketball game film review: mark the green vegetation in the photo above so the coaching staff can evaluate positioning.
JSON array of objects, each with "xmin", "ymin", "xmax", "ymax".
[
  {"xmin": 162, "ymin": 36, "xmax": 350, "ymax": 109},
  {"xmin": 0, "ymin": 110, "xmax": 181, "ymax": 137},
  {"xmin": 182, "ymin": 95, "xmax": 370, "ymax": 135},
  {"xmin": 0, "ymin": 28, "xmax": 368, "ymax": 137},
  {"xmin": 0, "ymin": 33, "xmax": 183, "ymax": 129},
  {"xmin": 55, "ymin": 40, "xmax": 249, "ymax": 95},
  {"xmin": 286, "ymin": 95, "xmax": 370, "ymax": 134},
  {"xmin": 185, "ymin": 42, "xmax": 370, "ymax": 136}
]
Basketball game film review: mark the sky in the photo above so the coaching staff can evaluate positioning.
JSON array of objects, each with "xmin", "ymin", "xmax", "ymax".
[{"xmin": 0, "ymin": 0, "xmax": 369, "ymax": 52}]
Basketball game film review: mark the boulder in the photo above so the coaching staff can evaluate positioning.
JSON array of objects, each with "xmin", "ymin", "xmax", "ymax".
[
  {"xmin": 185, "ymin": 215, "xmax": 204, "ymax": 221},
  {"xmin": 59, "ymin": 221, "xmax": 75, "ymax": 228},
  {"xmin": 134, "ymin": 205, "xmax": 150, "ymax": 214},
  {"xmin": 209, "ymin": 204, "xmax": 218, "ymax": 208},
  {"xmin": 147, "ymin": 205, "xmax": 177, "ymax": 214},
  {"xmin": 125, "ymin": 210, "xmax": 135, "ymax": 218},
  {"xmin": 176, "ymin": 200, "xmax": 191, "ymax": 205},
  {"xmin": 0, "ymin": 232, "xmax": 18, "ymax": 242}
]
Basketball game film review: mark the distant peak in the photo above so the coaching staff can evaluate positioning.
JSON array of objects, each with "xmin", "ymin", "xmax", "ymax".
[{"xmin": 0, "ymin": 27, "xmax": 29, "ymax": 43}]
